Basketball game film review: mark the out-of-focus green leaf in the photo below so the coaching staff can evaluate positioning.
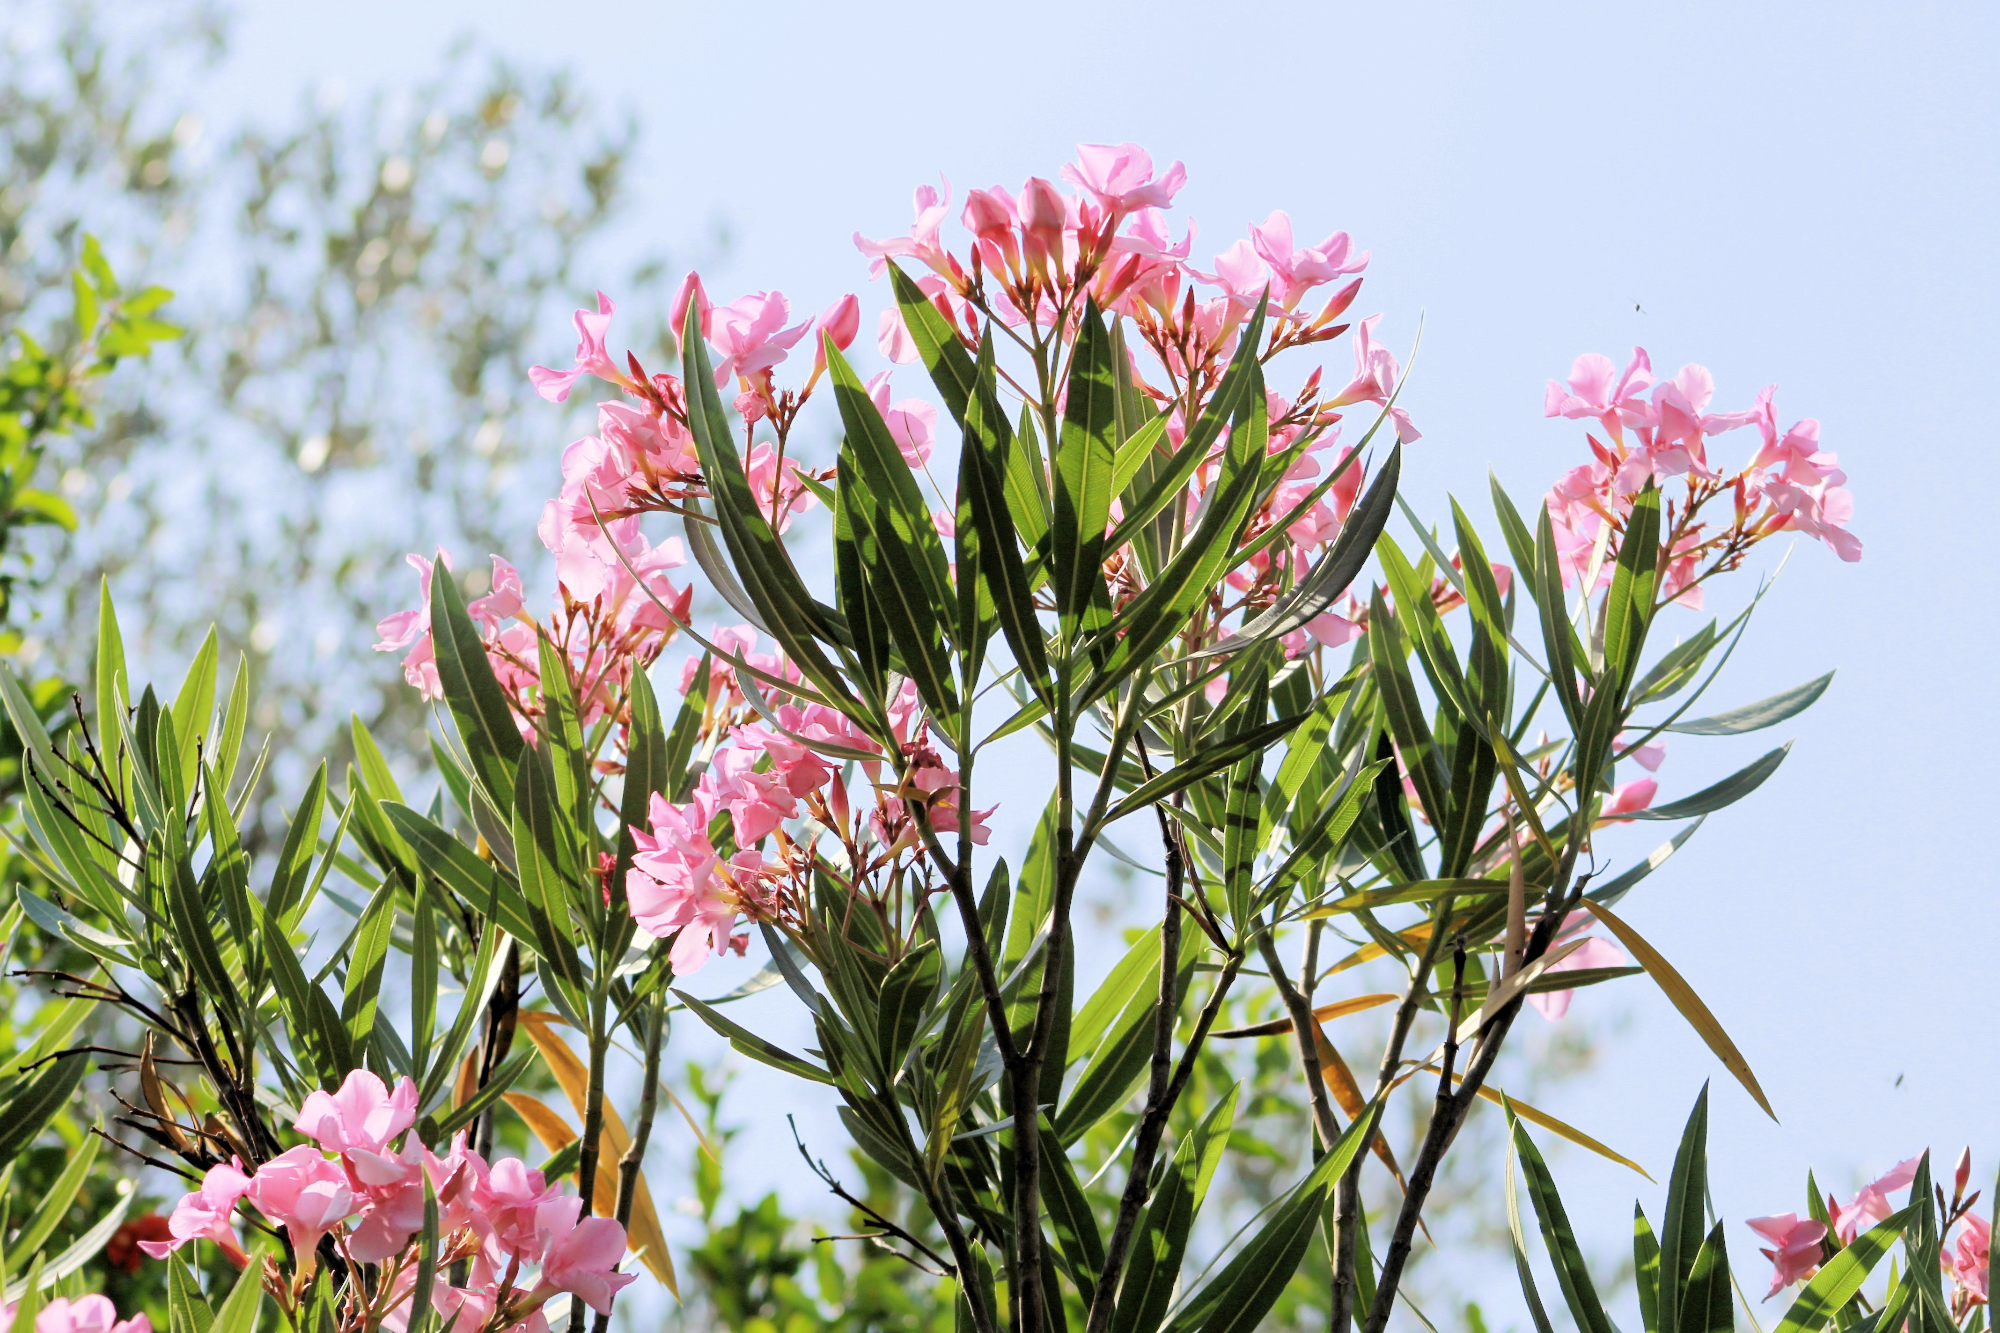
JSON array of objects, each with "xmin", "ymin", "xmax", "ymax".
[
  {"xmin": 1663, "ymin": 674, "xmax": 1833, "ymax": 736},
  {"xmin": 1620, "ymin": 745, "xmax": 1792, "ymax": 822},
  {"xmin": 1508, "ymin": 1104, "xmax": 1617, "ymax": 1333},
  {"xmin": 1111, "ymin": 1085, "xmax": 1239, "ymax": 1333}
]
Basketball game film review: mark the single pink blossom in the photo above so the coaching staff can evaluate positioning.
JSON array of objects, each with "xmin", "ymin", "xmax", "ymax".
[
  {"xmin": 1747, "ymin": 1214, "xmax": 1827, "ymax": 1297},
  {"xmin": 1599, "ymin": 778, "xmax": 1657, "ymax": 823},
  {"xmin": 295, "ymin": 1069, "xmax": 419, "ymax": 1156},
  {"xmin": 1545, "ymin": 349, "xmax": 1655, "ymax": 444},
  {"xmin": 707, "ymin": 291, "xmax": 809, "ymax": 392},
  {"xmin": 139, "ymin": 1161, "xmax": 253, "ymax": 1264},
  {"xmin": 1831, "ymin": 1157, "xmax": 1921, "ymax": 1243},
  {"xmin": 866, "ymin": 372, "xmax": 938, "ymax": 467},
  {"xmin": 529, "ymin": 292, "xmax": 619, "ymax": 403},
  {"xmin": 245, "ymin": 1145, "xmax": 357, "ymax": 1262},
  {"xmin": 1248, "ymin": 211, "xmax": 1367, "ymax": 308},
  {"xmin": 1949, "ymin": 1214, "xmax": 1990, "ymax": 1304},
  {"xmin": 530, "ymin": 1196, "xmax": 637, "ymax": 1316},
  {"xmin": 1061, "ymin": 143, "xmax": 1186, "ymax": 217},
  {"xmin": 854, "ymin": 178, "xmax": 955, "ymax": 281}
]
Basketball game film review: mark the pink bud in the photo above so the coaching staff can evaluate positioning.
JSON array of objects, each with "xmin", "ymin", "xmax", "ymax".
[
  {"xmin": 1020, "ymin": 177, "xmax": 1068, "ymax": 277},
  {"xmin": 1954, "ymin": 1147, "xmax": 1972, "ymax": 1198},
  {"xmin": 669, "ymin": 271, "xmax": 712, "ymax": 343},
  {"xmin": 811, "ymin": 293, "xmax": 861, "ymax": 376}
]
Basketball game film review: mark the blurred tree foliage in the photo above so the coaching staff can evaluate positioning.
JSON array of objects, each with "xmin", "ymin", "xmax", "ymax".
[{"xmin": 0, "ymin": 0, "xmax": 694, "ymax": 849}]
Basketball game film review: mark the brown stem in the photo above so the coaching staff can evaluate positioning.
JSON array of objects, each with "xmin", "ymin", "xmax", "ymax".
[{"xmin": 1258, "ymin": 926, "xmax": 1342, "ymax": 1150}]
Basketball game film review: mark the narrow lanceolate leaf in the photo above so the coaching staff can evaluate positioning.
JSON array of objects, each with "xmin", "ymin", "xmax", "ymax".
[
  {"xmin": 1508, "ymin": 1106, "xmax": 1618, "ymax": 1333},
  {"xmin": 1162, "ymin": 1100, "xmax": 1379, "ymax": 1333},
  {"xmin": 888, "ymin": 263, "xmax": 976, "ymax": 425},
  {"xmin": 1657, "ymin": 1087, "xmax": 1712, "ymax": 1333},
  {"xmin": 1192, "ymin": 444, "xmax": 1403, "ymax": 658},
  {"xmin": 678, "ymin": 307, "xmax": 853, "ymax": 706},
  {"xmin": 1369, "ymin": 587, "xmax": 1449, "ymax": 835},
  {"xmin": 824, "ymin": 340, "xmax": 960, "ymax": 725},
  {"xmin": 0, "ymin": 1053, "xmax": 88, "ymax": 1167},
  {"xmin": 1508, "ymin": 1147, "xmax": 1561, "ymax": 1333},
  {"xmin": 1051, "ymin": 299, "xmax": 1119, "ymax": 636},
  {"xmin": 1533, "ymin": 508, "xmax": 1586, "ymax": 729},
  {"xmin": 1635, "ymin": 1205, "xmax": 1662, "ymax": 1333},
  {"xmin": 1620, "ymin": 744, "xmax": 1793, "ymax": 821},
  {"xmin": 672, "ymin": 990, "xmax": 833, "ymax": 1085},
  {"xmin": 512, "ymin": 747, "xmax": 585, "ymax": 992},
  {"xmin": 1602, "ymin": 483, "xmax": 1662, "ymax": 693},
  {"xmin": 961, "ymin": 329, "xmax": 1051, "ymax": 701},
  {"xmin": 614, "ymin": 668, "xmax": 669, "ymax": 898},
  {"xmin": 1221, "ymin": 672, "xmax": 1270, "ymax": 930},
  {"xmin": 1111, "ymin": 1086, "xmax": 1240, "ymax": 1333},
  {"xmin": 1584, "ymin": 903, "xmax": 1775, "ymax": 1119},
  {"xmin": 1772, "ymin": 1209, "xmax": 1911, "ymax": 1333},
  {"xmin": 1664, "ymin": 676, "xmax": 1832, "ymax": 736},
  {"xmin": 1679, "ymin": 1222, "xmax": 1735, "ymax": 1333},
  {"xmin": 429, "ymin": 556, "xmax": 525, "ymax": 805},
  {"xmin": 340, "ymin": 881, "xmax": 396, "ymax": 1048},
  {"xmin": 1040, "ymin": 1121, "xmax": 1105, "ymax": 1309},
  {"xmin": 1096, "ymin": 712, "xmax": 1306, "ymax": 831}
]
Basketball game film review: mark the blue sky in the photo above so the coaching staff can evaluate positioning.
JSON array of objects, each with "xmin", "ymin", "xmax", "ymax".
[{"xmin": 203, "ymin": 0, "xmax": 1998, "ymax": 1319}]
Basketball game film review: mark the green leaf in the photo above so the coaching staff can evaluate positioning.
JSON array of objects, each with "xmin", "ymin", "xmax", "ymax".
[
  {"xmin": 410, "ymin": 878, "xmax": 439, "ymax": 1079},
  {"xmin": 1657, "ymin": 1087, "xmax": 1711, "ymax": 1333},
  {"xmin": 679, "ymin": 309, "xmax": 853, "ymax": 707},
  {"xmin": 1620, "ymin": 745, "xmax": 1792, "ymax": 821},
  {"xmin": 340, "ymin": 880, "xmax": 396, "ymax": 1048},
  {"xmin": 254, "ymin": 893, "xmax": 352, "ymax": 1085},
  {"xmin": 380, "ymin": 803, "xmax": 536, "ymax": 946},
  {"xmin": 961, "ymin": 331, "xmax": 1051, "ymax": 701},
  {"xmin": 888, "ymin": 263, "xmax": 977, "ymax": 426},
  {"xmin": 1507, "ymin": 1140, "xmax": 1560, "ymax": 1333},
  {"xmin": 1508, "ymin": 1105, "xmax": 1618, "ymax": 1333},
  {"xmin": 1587, "ymin": 818, "xmax": 1706, "ymax": 909},
  {"xmin": 1096, "ymin": 712, "xmax": 1306, "ymax": 831},
  {"xmin": 0, "ymin": 1060, "xmax": 75, "ymax": 1184},
  {"xmin": 267, "ymin": 765, "xmax": 328, "ymax": 924},
  {"xmin": 171, "ymin": 627, "xmax": 218, "ymax": 795},
  {"xmin": 875, "ymin": 939, "xmax": 941, "ymax": 1071},
  {"xmin": 1, "ymin": 1186, "xmax": 132, "ymax": 1304},
  {"xmin": 1636, "ymin": 1205, "xmax": 1662, "ymax": 1333},
  {"xmin": 428, "ymin": 1048, "xmax": 534, "ymax": 1139},
  {"xmin": 1111, "ymin": 1086, "xmax": 1239, "ymax": 1333},
  {"xmin": 168, "ymin": 1251, "xmax": 215, "ymax": 1333},
  {"xmin": 1603, "ymin": 484, "xmax": 1663, "ymax": 692},
  {"xmin": 673, "ymin": 990, "xmax": 833, "ymax": 1084},
  {"xmin": 512, "ymin": 746, "xmax": 585, "ymax": 993},
  {"xmin": 1163, "ymin": 1100, "xmax": 1379, "ymax": 1333},
  {"xmin": 210, "ymin": 1254, "xmax": 265, "ymax": 1333},
  {"xmin": 4, "ymin": 1133, "xmax": 98, "ymax": 1268},
  {"xmin": 1368, "ymin": 585, "xmax": 1449, "ymax": 836},
  {"xmin": 1040, "ymin": 1119, "xmax": 1105, "ymax": 1309},
  {"xmin": 1194, "ymin": 445, "xmax": 1402, "ymax": 658},
  {"xmin": 1773, "ymin": 1209, "xmax": 1910, "ymax": 1333},
  {"xmin": 824, "ymin": 342, "xmax": 960, "ymax": 724},
  {"xmin": 1052, "ymin": 299, "xmax": 1119, "ymax": 635},
  {"xmin": 1533, "ymin": 508, "xmax": 1586, "ymax": 730},
  {"xmin": 1679, "ymin": 1222, "xmax": 1735, "ymax": 1333},
  {"xmin": 1663, "ymin": 674, "xmax": 1833, "ymax": 736},
  {"xmin": 429, "ymin": 555, "xmax": 525, "ymax": 805}
]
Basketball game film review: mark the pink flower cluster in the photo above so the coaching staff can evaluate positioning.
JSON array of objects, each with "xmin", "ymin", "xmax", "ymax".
[
  {"xmin": 625, "ymin": 654, "xmax": 992, "ymax": 973},
  {"xmin": 144, "ymin": 1071, "xmax": 634, "ymax": 1333},
  {"xmin": 1749, "ymin": 1150, "xmax": 1989, "ymax": 1309},
  {"xmin": 1544, "ymin": 349, "xmax": 1859, "ymax": 610}
]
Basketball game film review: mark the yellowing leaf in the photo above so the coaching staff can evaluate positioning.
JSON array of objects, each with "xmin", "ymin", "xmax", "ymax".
[
  {"xmin": 1311, "ymin": 993, "xmax": 1399, "ymax": 1023},
  {"xmin": 1582, "ymin": 900, "xmax": 1776, "ymax": 1122},
  {"xmin": 1312, "ymin": 1023, "xmax": 1404, "ymax": 1185},
  {"xmin": 513, "ymin": 1013, "xmax": 679, "ymax": 1296},
  {"xmin": 1323, "ymin": 921, "xmax": 1434, "ymax": 976}
]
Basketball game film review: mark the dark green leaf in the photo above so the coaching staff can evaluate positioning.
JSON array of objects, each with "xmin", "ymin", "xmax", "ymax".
[
  {"xmin": 1657, "ymin": 1086, "xmax": 1710, "ymax": 1333},
  {"xmin": 1621, "ymin": 745, "xmax": 1791, "ymax": 821},
  {"xmin": 673, "ymin": 990, "xmax": 833, "ymax": 1084},
  {"xmin": 1664, "ymin": 674, "xmax": 1833, "ymax": 736}
]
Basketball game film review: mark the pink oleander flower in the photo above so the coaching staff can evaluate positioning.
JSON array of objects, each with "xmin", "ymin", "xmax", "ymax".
[
  {"xmin": 1526, "ymin": 937, "xmax": 1629, "ymax": 1020},
  {"xmin": 1190, "ymin": 239, "xmax": 1270, "ymax": 312},
  {"xmin": 1831, "ymin": 1157, "xmax": 1921, "ymax": 1243},
  {"xmin": 854, "ymin": 177, "xmax": 956, "ymax": 281},
  {"xmin": 1545, "ymin": 349, "xmax": 1655, "ymax": 445},
  {"xmin": 1019, "ymin": 177, "xmax": 1069, "ymax": 279},
  {"xmin": 373, "ymin": 551, "xmax": 449, "ymax": 700},
  {"xmin": 1328, "ymin": 315, "xmax": 1420, "ymax": 442},
  {"xmin": 32, "ymin": 1297, "xmax": 151, "ymax": 1333},
  {"xmin": 1599, "ymin": 778, "xmax": 1657, "ymax": 823},
  {"xmin": 1747, "ymin": 1214, "xmax": 1827, "ymax": 1297},
  {"xmin": 707, "ymin": 291, "xmax": 809, "ymax": 394},
  {"xmin": 1617, "ymin": 731, "xmax": 1668, "ymax": 772},
  {"xmin": 1765, "ymin": 479, "xmax": 1862, "ymax": 563},
  {"xmin": 245, "ymin": 1145, "xmax": 357, "ymax": 1264},
  {"xmin": 295, "ymin": 1068, "xmax": 419, "ymax": 1157},
  {"xmin": 1248, "ymin": 211, "xmax": 1367, "ymax": 309},
  {"xmin": 529, "ymin": 1197, "xmax": 637, "ymax": 1316},
  {"xmin": 1061, "ymin": 142, "xmax": 1186, "ymax": 218},
  {"xmin": 529, "ymin": 292, "xmax": 619, "ymax": 403},
  {"xmin": 1949, "ymin": 1214, "xmax": 1990, "ymax": 1305},
  {"xmin": 866, "ymin": 372, "xmax": 939, "ymax": 467},
  {"xmin": 140, "ymin": 1160, "xmax": 253, "ymax": 1265}
]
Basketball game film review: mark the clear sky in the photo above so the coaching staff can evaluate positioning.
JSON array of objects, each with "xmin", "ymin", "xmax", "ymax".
[{"xmin": 203, "ymin": 0, "xmax": 1998, "ymax": 1319}]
